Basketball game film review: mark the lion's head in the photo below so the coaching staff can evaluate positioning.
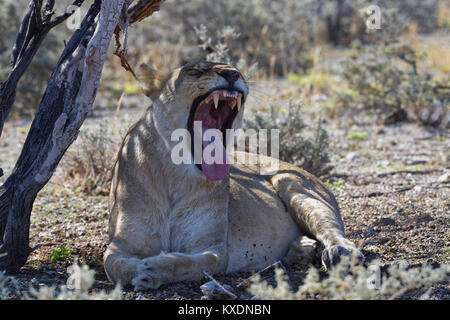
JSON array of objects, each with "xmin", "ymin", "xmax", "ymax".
[{"xmin": 137, "ymin": 60, "xmax": 249, "ymax": 181}]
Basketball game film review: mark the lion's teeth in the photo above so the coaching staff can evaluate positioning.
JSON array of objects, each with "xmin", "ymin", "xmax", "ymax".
[
  {"xmin": 213, "ymin": 93, "xmax": 219, "ymax": 109},
  {"xmin": 230, "ymin": 100, "xmax": 237, "ymax": 110},
  {"xmin": 237, "ymin": 96, "xmax": 241, "ymax": 111}
]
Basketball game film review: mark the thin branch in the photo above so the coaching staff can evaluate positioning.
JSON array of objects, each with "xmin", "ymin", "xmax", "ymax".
[
  {"xmin": 128, "ymin": 0, "xmax": 165, "ymax": 23},
  {"xmin": 10, "ymin": 6, "xmax": 32, "ymax": 68},
  {"xmin": 42, "ymin": 0, "xmax": 55, "ymax": 22},
  {"xmin": 376, "ymin": 169, "xmax": 442, "ymax": 178},
  {"xmin": 16, "ymin": 3, "xmax": 38, "ymax": 67},
  {"xmin": 33, "ymin": 0, "xmax": 43, "ymax": 28},
  {"xmin": 202, "ymin": 270, "xmax": 238, "ymax": 299},
  {"xmin": 237, "ymin": 260, "xmax": 288, "ymax": 288},
  {"xmin": 348, "ymin": 186, "xmax": 414, "ymax": 198},
  {"xmin": 0, "ymin": 0, "xmax": 88, "ymax": 138}
]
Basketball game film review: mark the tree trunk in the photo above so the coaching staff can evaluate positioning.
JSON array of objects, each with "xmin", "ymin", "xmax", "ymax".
[{"xmin": 0, "ymin": 0, "xmax": 124, "ymax": 273}]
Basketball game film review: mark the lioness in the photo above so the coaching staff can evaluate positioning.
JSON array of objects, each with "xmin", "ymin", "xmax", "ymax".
[{"xmin": 104, "ymin": 61, "xmax": 363, "ymax": 290}]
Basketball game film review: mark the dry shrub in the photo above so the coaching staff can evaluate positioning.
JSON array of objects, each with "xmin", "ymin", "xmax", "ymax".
[
  {"xmin": 60, "ymin": 118, "xmax": 132, "ymax": 195},
  {"xmin": 244, "ymin": 100, "xmax": 332, "ymax": 178},
  {"xmin": 1, "ymin": 261, "xmax": 123, "ymax": 300},
  {"xmin": 337, "ymin": 41, "xmax": 449, "ymax": 127},
  {"xmin": 249, "ymin": 256, "xmax": 450, "ymax": 300}
]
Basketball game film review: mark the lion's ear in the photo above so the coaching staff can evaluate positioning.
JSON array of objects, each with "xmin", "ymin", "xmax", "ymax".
[{"xmin": 136, "ymin": 63, "xmax": 169, "ymax": 100}]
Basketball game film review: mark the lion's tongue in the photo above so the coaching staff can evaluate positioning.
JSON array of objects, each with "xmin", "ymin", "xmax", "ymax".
[
  {"xmin": 194, "ymin": 99, "xmax": 232, "ymax": 181},
  {"xmin": 201, "ymin": 125, "xmax": 230, "ymax": 181}
]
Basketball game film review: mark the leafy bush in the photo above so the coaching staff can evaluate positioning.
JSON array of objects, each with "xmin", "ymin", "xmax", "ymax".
[
  {"xmin": 50, "ymin": 246, "xmax": 73, "ymax": 263},
  {"xmin": 244, "ymin": 100, "xmax": 332, "ymax": 177},
  {"xmin": 337, "ymin": 41, "xmax": 449, "ymax": 126},
  {"xmin": 249, "ymin": 256, "xmax": 450, "ymax": 300}
]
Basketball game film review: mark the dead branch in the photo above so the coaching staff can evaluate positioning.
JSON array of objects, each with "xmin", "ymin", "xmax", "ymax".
[
  {"xmin": 348, "ymin": 186, "xmax": 414, "ymax": 198},
  {"xmin": 202, "ymin": 270, "xmax": 238, "ymax": 299},
  {"xmin": 113, "ymin": 0, "xmax": 165, "ymax": 76},
  {"xmin": 237, "ymin": 260, "xmax": 288, "ymax": 288},
  {"xmin": 0, "ymin": 0, "xmax": 86, "ymax": 137}
]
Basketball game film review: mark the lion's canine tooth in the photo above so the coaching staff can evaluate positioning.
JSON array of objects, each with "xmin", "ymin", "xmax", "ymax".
[
  {"xmin": 237, "ymin": 96, "xmax": 241, "ymax": 111},
  {"xmin": 213, "ymin": 93, "xmax": 219, "ymax": 109},
  {"xmin": 230, "ymin": 100, "xmax": 237, "ymax": 110}
]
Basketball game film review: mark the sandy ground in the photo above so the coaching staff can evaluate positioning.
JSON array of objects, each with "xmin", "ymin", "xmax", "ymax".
[{"xmin": 0, "ymin": 88, "xmax": 448, "ymax": 300}]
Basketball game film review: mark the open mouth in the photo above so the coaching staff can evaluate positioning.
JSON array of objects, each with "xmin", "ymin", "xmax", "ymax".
[{"xmin": 187, "ymin": 88, "xmax": 244, "ymax": 181}]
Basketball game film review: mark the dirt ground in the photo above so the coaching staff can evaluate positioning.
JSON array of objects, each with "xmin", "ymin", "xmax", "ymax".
[{"xmin": 0, "ymin": 85, "xmax": 448, "ymax": 300}]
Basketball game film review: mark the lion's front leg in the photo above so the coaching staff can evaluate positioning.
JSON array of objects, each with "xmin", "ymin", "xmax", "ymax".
[
  {"xmin": 271, "ymin": 173, "xmax": 364, "ymax": 269},
  {"xmin": 132, "ymin": 251, "xmax": 222, "ymax": 290}
]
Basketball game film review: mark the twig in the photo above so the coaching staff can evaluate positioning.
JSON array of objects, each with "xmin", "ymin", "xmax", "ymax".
[
  {"xmin": 389, "ymin": 284, "xmax": 416, "ymax": 300},
  {"xmin": 348, "ymin": 186, "xmax": 414, "ymax": 198},
  {"xmin": 202, "ymin": 270, "xmax": 237, "ymax": 300},
  {"xmin": 30, "ymin": 244, "xmax": 41, "ymax": 252},
  {"xmin": 237, "ymin": 260, "xmax": 288, "ymax": 288},
  {"xmin": 376, "ymin": 169, "xmax": 441, "ymax": 178},
  {"xmin": 332, "ymin": 169, "xmax": 442, "ymax": 179}
]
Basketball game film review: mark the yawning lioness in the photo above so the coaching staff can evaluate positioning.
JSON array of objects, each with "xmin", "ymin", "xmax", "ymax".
[{"xmin": 103, "ymin": 61, "xmax": 363, "ymax": 290}]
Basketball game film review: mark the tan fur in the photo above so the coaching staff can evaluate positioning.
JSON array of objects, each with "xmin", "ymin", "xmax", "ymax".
[{"xmin": 104, "ymin": 61, "xmax": 363, "ymax": 290}]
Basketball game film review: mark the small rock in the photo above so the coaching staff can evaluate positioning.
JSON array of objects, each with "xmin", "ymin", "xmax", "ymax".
[
  {"xmin": 377, "ymin": 160, "xmax": 391, "ymax": 168},
  {"xmin": 136, "ymin": 295, "xmax": 149, "ymax": 300},
  {"xmin": 283, "ymin": 236, "xmax": 318, "ymax": 266},
  {"xmin": 413, "ymin": 185, "xmax": 424, "ymax": 192},
  {"xmin": 312, "ymin": 94, "xmax": 328, "ymax": 101},
  {"xmin": 415, "ymin": 213, "xmax": 433, "ymax": 224},
  {"xmin": 377, "ymin": 238, "xmax": 390, "ymax": 245},
  {"xmin": 403, "ymin": 158, "xmax": 429, "ymax": 166},
  {"xmin": 200, "ymin": 280, "xmax": 234, "ymax": 300},
  {"xmin": 437, "ymin": 173, "xmax": 449, "ymax": 183},
  {"xmin": 373, "ymin": 217, "xmax": 396, "ymax": 227},
  {"xmin": 346, "ymin": 152, "xmax": 361, "ymax": 161}
]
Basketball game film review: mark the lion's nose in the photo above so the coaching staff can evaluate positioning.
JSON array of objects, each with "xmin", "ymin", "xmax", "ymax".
[{"xmin": 217, "ymin": 69, "xmax": 241, "ymax": 84}]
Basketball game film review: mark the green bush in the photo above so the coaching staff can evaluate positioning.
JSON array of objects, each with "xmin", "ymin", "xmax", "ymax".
[{"xmin": 50, "ymin": 246, "xmax": 73, "ymax": 263}]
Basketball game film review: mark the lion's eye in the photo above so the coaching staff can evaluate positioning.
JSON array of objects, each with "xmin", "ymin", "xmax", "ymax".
[{"xmin": 186, "ymin": 68, "xmax": 203, "ymax": 77}]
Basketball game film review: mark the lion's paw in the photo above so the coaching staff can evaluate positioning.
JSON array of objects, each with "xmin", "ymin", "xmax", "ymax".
[
  {"xmin": 132, "ymin": 257, "xmax": 168, "ymax": 291},
  {"xmin": 321, "ymin": 243, "xmax": 364, "ymax": 270}
]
